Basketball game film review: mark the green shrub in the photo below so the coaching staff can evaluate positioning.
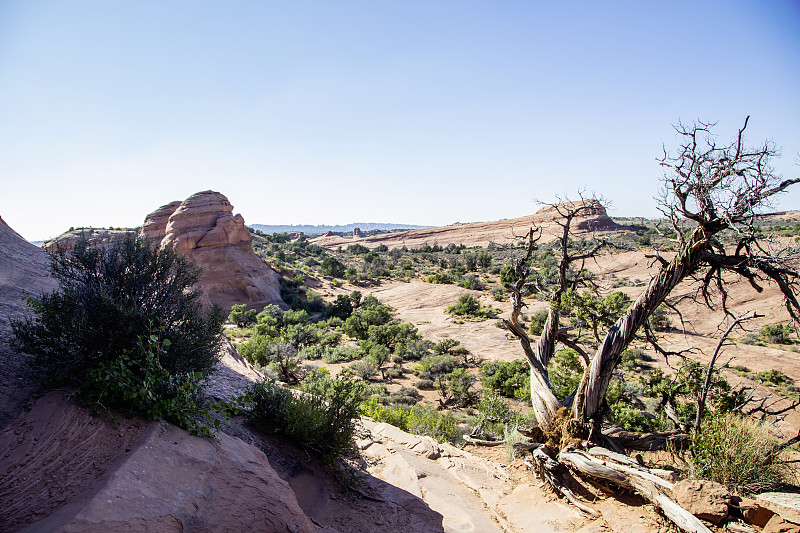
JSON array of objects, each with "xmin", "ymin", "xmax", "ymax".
[
  {"xmin": 490, "ymin": 286, "xmax": 506, "ymax": 302},
  {"xmin": 12, "ymin": 236, "xmax": 224, "ymax": 431},
  {"xmin": 79, "ymin": 334, "xmax": 219, "ymax": 435},
  {"xmin": 762, "ymin": 323, "xmax": 794, "ymax": 344},
  {"xmin": 425, "ymin": 272, "xmax": 453, "ymax": 284},
  {"xmin": 547, "ymin": 349, "xmax": 583, "ymax": 400},
  {"xmin": 437, "ymin": 367, "xmax": 478, "ymax": 407},
  {"xmin": 528, "ymin": 310, "xmax": 549, "ymax": 335},
  {"xmin": 239, "ymin": 336, "xmax": 301, "ymax": 383},
  {"xmin": 459, "ymin": 275, "xmax": 484, "ymax": 290},
  {"xmin": 480, "ymin": 360, "xmax": 529, "ymax": 398},
  {"xmin": 446, "ymin": 294, "xmax": 499, "ymax": 320},
  {"xmin": 689, "ymin": 412, "xmax": 789, "ymax": 495},
  {"xmin": 245, "ymin": 378, "xmax": 365, "ymax": 467},
  {"xmin": 362, "ymin": 398, "xmax": 461, "ymax": 443},
  {"xmin": 474, "ymin": 389, "xmax": 526, "ymax": 440},
  {"xmin": 756, "ymin": 369, "xmax": 793, "ymax": 386},
  {"xmin": 415, "ymin": 353, "xmax": 457, "ymax": 377},
  {"xmin": 228, "ymin": 304, "xmax": 258, "ymax": 328},
  {"xmin": 348, "ymin": 359, "xmax": 378, "ymax": 381},
  {"xmin": 322, "ymin": 346, "xmax": 364, "ymax": 363}
]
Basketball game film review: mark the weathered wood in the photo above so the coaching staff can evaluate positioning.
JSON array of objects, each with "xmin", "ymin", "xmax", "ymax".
[
  {"xmin": 463, "ymin": 434, "xmax": 506, "ymax": 446},
  {"xmin": 531, "ymin": 446, "xmax": 598, "ymax": 517},
  {"xmin": 559, "ymin": 448, "xmax": 711, "ymax": 533},
  {"xmin": 603, "ymin": 427, "xmax": 690, "ymax": 451}
]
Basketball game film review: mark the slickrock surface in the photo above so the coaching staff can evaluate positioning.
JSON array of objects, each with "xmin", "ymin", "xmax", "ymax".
[
  {"xmin": 0, "ymin": 216, "xmax": 58, "ymax": 429},
  {"xmin": 759, "ymin": 493, "xmax": 800, "ymax": 525},
  {"xmin": 359, "ymin": 419, "xmax": 586, "ymax": 533},
  {"xmin": 141, "ymin": 191, "xmax": 285, "ymax": 311}
]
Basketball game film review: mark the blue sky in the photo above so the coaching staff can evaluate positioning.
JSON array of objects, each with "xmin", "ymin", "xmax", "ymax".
[{"xmin": 1, "ymin": 1, "xmax": 799, "ymax": 241}]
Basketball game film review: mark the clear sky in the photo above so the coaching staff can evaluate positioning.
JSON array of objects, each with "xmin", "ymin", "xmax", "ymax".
[{"xmin": 1, "ymin": 1, "xmax": 799, "ymax": 242}]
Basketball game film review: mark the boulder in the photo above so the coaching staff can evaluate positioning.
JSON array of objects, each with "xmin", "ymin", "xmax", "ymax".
[
  {"xmin": 672, "ymin": 479, "xmax": 731, "ymax": 524},
  {"xmin": 764, "ymin": 515, "xmax": 800, "ymax": 533},
  {"xmin": 140, "ymin": 191, "xmax": 285, "ymax": 311},
  {"xmin": 733, "ymin": 496, "xmax": 775, "ymax": 527}
]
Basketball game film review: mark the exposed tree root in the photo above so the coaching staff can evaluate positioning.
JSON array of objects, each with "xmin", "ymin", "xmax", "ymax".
[
  {"xmin": 515, "ymin": 438, "xmax": 711, "ymax": 533},
  {"xmin": 558, "ymin": 446, "xmax": 711, "ymax": 533},
  {"xmin": 526, "ymin": 444, "xmax": 598, "ymax": 517}
]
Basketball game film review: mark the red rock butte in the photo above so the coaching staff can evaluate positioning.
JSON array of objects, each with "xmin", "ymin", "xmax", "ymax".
[{"xmin": 140, "ymin": 190, "xmax": 286, "ymax": 311}]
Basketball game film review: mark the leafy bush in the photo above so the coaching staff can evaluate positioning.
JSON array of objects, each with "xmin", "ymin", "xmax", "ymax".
[
  {"xmin": 490, "ymin": 286, "xmax": 506, "ymax": 302},
  {"xmin": 348, "ymin": 359, "xmax": 378, "ymax": 381},
  {"xmin": 762, "ymin": 323, "xmax": 794, "ymax": 344},
  {"xmin": 239, "ymin": 336, "xmax": 301, "ymax": 383},
  {"xmin": 689, "ymin": 412, "xmax": 789, "ymax": 495},
  {"xmin": 548, "ymin": 349, "xmax": 583, "ymax": 400},
  {"xmin": 228, "ymin": 304, "xmax": 258, "ymax": 328},
  {"xmin": 12, "ymin": 236, "xmax": 224, "ymax": 431},
  {"xmin": 445, "ymin": 294, "xmax": 498, "ymax": 320},
  {"xmin": 425, "ymin": 272, "xmax": 453, "ymax": 284},
  {"xmin": 437, "ymin": 367, "xmax": 478, "ymax": 407},
  {"xmin": 415, "ymin": 353, "xmax": 457, "ymax": 377},
  {"xmin": 756, "ymin": 368, "xmax": 793, "ymax": 386},
  {"xmin": 480, "ymin": 360, "xmax": 529, "ymax": 398},
  {"xmin": 474, "ymin": 389, "xmax": 527, "ymax": 440},
  {"xmin": 79, "ymin": 333, "xmax": 219, "ymax": 435},
  {"xmin": 362, "ymin": 398, "xmax": 461, "ymax": 443},
  {"xmin": 245, "ymin": 378, "xmax": 365, "ymax": 467},
  {"xmin": 528, "ymin": 309, "xmax": 549, "ymax": 335},
  {"xmin": 459, "ymin": 275, "xmax": 484, "ymax": 290},
  {"xmin": 320, "ymin": 256, "xmax": 346, "ymax": 278}
]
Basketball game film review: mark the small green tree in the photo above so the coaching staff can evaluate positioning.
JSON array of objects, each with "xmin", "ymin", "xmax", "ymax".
[{"xmin": 229, "ymin": 304, "xmax": 258, "ymax": 328}]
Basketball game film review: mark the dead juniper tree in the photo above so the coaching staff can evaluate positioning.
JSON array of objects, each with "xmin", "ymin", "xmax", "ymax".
[{"xmin": 505, "ymin": 118, "xmax": 799, "ymax": 533}]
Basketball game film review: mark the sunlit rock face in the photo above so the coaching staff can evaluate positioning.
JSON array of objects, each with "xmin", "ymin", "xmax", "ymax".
[{"xmin": 141, "ymin": 191, "xmax": 285, "ymax": 311}]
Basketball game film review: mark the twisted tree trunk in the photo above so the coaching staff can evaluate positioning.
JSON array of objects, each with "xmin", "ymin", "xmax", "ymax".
[{"xmin": 573, "ymin": 228, "xmax": 709, "ymax": 423}]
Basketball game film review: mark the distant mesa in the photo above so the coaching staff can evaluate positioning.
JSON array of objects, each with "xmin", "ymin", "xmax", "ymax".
[
  {"xmin": 250, "ymin": 222, "xmax": 428, "ymax": 235},
  {"xmin": 140, "ymin": 191, "xmax": 286, "ymax": 311},
  {"xmin": 309, "ymin": 200, "xmax": 622, "ymax": 250}
]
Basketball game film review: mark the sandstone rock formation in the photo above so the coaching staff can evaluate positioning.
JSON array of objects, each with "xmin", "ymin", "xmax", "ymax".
[
  {"xmin": 353, "ymin": 227, "xmax": 364, "ymax": 238},
  {"xmin": 43, "ymin": 227, "xmax": 135, "ymax": 253},
  {"xmin": 138, "ymin": 200, "xmax": 181, "ymax": 242},
  {"xmin": 0, "ymin": 216, "xmax": 58, "ymax": 429},
  {"xmin": 310, "ymin": 200, "xmax": 623, "ymax": 250},
  {"xmin": 140, "ymin": 191, "xmax": 285, "ymax": 311},
  {"xmin": 0, "ymin": 393, "xmax": 315, "ymax": 533}
]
